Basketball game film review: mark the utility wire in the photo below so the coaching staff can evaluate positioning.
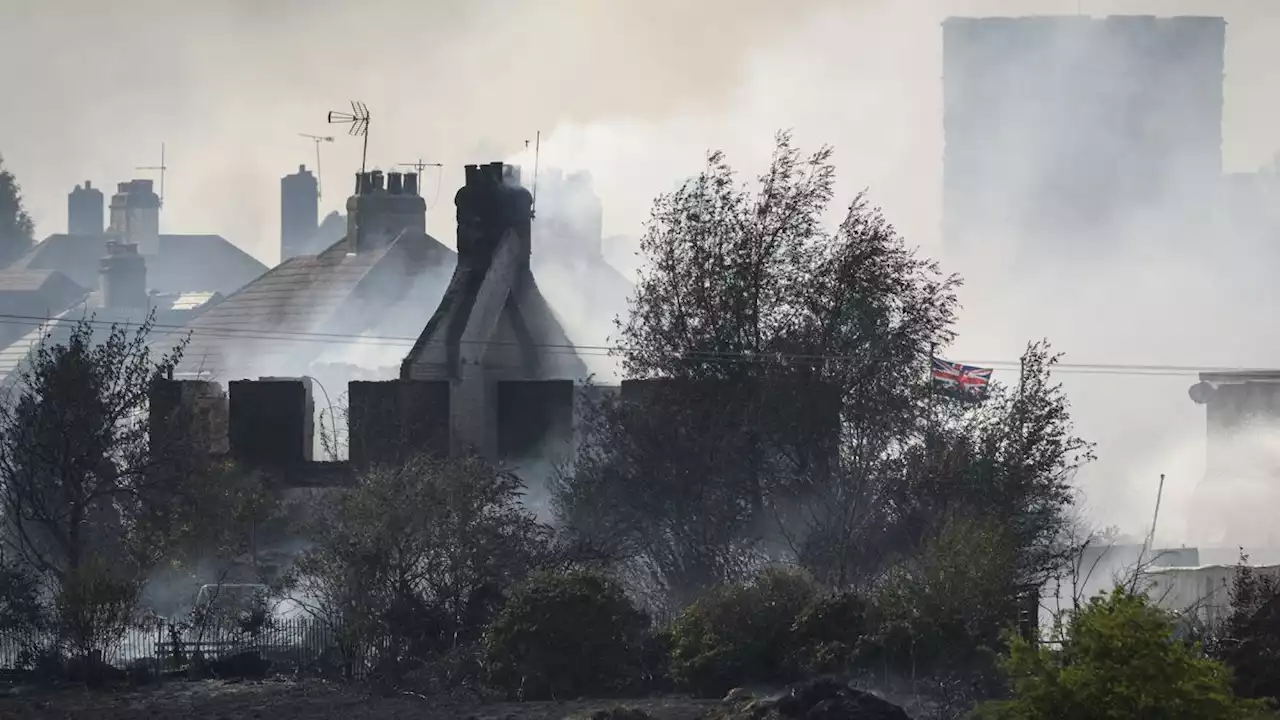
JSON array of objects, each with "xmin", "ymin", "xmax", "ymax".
[{"xmin": 0, "ymin": 311, "xmax": 1267, "ymax": 378}]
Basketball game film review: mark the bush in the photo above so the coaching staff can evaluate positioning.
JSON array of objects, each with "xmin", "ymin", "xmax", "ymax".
[
  {"xmin": 0, "ymin": 555, "xmax": 48, "ymax": 640},
  {"xmin": 787, "ymin": 591, "xmax": 876, "ymax": 675},
  {"xmin": 484, "ymin": 569, "xmax": 650, "ymax": 700},
  {"xmin": 974, "ymin": 587, "xmax": 1268, "ymax": 720},
  {"xmin": 667, "ymin": 567, "xmax": 820, "ymax": 697}
]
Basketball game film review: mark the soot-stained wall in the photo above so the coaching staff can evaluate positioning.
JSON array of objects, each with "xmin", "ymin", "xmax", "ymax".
[
  {"xmin": 228, "ymin": 378, "xmax": 315, "ymax": 466},
  {"xmin": 348, "ymin": 379, "xmax": 451, "ymax": 466},
  {"xmin": 149, "ymin": 379, "xmax": 229, "ymax": 456},
  {"xmin": 497, "ymin": 380, "xmax": 575, "ymax": 461}
]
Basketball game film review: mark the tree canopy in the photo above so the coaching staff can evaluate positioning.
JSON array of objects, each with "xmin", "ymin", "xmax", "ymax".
[
  {"xmin": 555, "ymin": 132, "xmax": 1090, "ymax": 610},
  {"xmin": 0, "ymin": 153, "xmax": 35, "ymax": 266}
]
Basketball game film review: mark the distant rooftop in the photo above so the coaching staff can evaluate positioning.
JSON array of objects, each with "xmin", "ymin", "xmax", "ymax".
[
  {"xmin": 1198, "ymin": 370, "xmax": 1280, "ymax": 384},
  {"xmin": 13, "ymin": 233, "xmax": 267, "ymax": 296}
]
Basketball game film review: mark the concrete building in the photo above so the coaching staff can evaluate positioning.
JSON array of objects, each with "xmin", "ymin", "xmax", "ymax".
[
  {"xmin": 280, "ymin": 165, "xmax": 319, "ymax": 262},
  {"xmin": 1186, "ymin": 372, "xmax": 1280, "ymax": 548},
  {"xmin": 942, "ymin": 15, "xmax": 1226, "ymax": 273},
  {"xmin": 1142, "ymin": 563, "xmax": 1280, "ymax": 629}
]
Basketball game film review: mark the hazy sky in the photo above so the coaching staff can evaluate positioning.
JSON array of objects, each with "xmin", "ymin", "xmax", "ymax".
[{"xmin": 3, "ymin": 0, "xmax": 1280, "ymax": 543}]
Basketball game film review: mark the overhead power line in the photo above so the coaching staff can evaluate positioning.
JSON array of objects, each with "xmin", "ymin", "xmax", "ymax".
[{"xmin": 0, "ymin": 311, "xmax": 1267, "ymax": 378}]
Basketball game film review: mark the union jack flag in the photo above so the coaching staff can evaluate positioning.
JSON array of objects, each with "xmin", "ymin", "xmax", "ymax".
[{"xmin": 931, "ymin": 357, "xmax": 992, "ymax": 398}]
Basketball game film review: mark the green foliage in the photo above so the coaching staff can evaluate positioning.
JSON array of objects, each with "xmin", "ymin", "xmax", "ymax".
[
  {"xmin": 667, "ymin": 567, "xmax": 820, "ymax": 697},
  {"xmin": 286, "ymin": 453, "xmax": 552, "ymax": 680},
  {"xmin": 556, "ymin": 133, "xmax": 1089, "ymax": 621},
  {"xmin": 0, "ymin": 313, "xmax": 189, "ymax": 582},
  {"xmin": 1213, "ymin": 557, "xmax": 1280, "ymax": 702},
  {"xmin": 0, "ymin": 153, "xmax": 34, "ymax": 266},
  {"xmin": 974, "ymin": 588, "xmax": 1269, "ymax": 720},
  {"xmin": 0, "ymin": 313, "xmax": 207, "ymax": 673},
  {"xmin": 483, "ymin": 569, "xmax": 651, "ymax": 700},
  {"xmin": 787, "ymin": 590, "xmax": 875, "ymax": 675},
  {"xmin": 873, "ymin": 513, "xmax": 1022, "ymax": 681}
]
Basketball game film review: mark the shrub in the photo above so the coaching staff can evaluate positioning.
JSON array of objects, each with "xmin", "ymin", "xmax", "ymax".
[
  {"xmin": 0, "ymin": 555, "xmax": 47, "ymax": 637},
  {"xmin": 973, "ymin": 587, "xmax": 1269, "ymax": 720},
  {"xmin": 484, "ymin": 569, "xmax": 650, "ymax": 700},
  {"xmin": 667, "ymin": 566, "xmax": 820, "ymax": 697},
  {"xmin": 787, "ymin": 590, "xmax": 876, "ymax": 675}
]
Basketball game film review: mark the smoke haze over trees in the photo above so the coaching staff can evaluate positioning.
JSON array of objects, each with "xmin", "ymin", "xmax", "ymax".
[
  {"xmin": 555, "ymin": 135, "xmax": 1090, "ymax": 627},
  {"xmin": 4, "ymin": 0, "xmax": 1280, "ymax": 544}
]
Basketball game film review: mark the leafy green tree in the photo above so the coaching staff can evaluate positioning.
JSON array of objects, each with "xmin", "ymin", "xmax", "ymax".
[
  {"xmin": 974, "ymin": 588, "xmax": 1269, "ymax": 720},
  {"xmin": 484, "ymin": 569, "xmax": 651, "ymax": 700},
  {"xmin": 0, "ymin": 154, "xmax": 35, "ymax": 266},
  {"xmin": 0, "ymin": 314, "xmax": 191, "ymax": 583},
  {"xmin": 0, "ymin": 313, "xmax": 212, "ymax": 673},
  {"xmin": 286, "ymin": 453, "xmax": 553, "ymax": 679},
  {"xmin": 557, "ymin": 133, "xmax": 1089, "ymax": 612},
  {"xmin": 871, "ymin": 512, "xmax": 1023, "ymax": 696}
]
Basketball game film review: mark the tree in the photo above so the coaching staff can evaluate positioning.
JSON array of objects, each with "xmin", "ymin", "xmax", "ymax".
[
  {"xmin": 1212, "ymin": 556, "xmax": 1280, "ymax": 703},
  {"xmin": 872, "ymin": 512, "xmax": 1022, "ymax": 689},
  {"xmin": 285, "ymin": 453, "xmax": 553, "ymax": 680},
  {"xmin": 974, "ymin": 588, "xmax": 1269, "ymax": 720},
  {"xmin": 0, "ymin": 314, "xmax": 191, "ymax": 583},
  {"xmin": 0, "ymin": 154, "xmax": 35, "ymax": 266},
  {"xmin": 0, "ymin": 313, "xmax": 205, "ymax": 669},
  {"xmin": 556, "ymin": 133, "xmax": 1088, "ymax": 609}
]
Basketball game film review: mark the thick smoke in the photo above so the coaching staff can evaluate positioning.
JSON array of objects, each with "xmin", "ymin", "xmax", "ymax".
[
  {"xmin": 5, "ymin": 0, "xmax": 1280, "ymax": 559},
  {"xmin": 500, "ymin": 1, "xmax": 1280, "ymax": 557}
]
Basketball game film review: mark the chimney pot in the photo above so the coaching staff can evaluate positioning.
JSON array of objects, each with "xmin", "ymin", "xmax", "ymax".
[
  {"xmin": 388, "ymin": 171, "xmax": 404, "ymax": 195},
  {"xmin": 404, "ymin": 172, "xmax": 419, "ymax": 196}
]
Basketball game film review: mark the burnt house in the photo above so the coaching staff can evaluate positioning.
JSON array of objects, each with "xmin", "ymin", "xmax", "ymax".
[{"xmin": 169, "ymin": 169, "xmax": 453, "ymax": 381}]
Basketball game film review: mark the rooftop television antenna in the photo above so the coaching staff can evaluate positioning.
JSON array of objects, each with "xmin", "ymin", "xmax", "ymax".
[
  {"xmin": 396, "ymin": 158, "xmax": 444, "ymax": 208},
  {"xmin": 327, "ymin": 101, "xmax": 371, "ymax": 188},
  {"xmin": 299, "ymin": 133, "xmax": 334, "ymax": 200},
  {"xmin": 136, "ymin": 142, "xmax": 168, "ymax": 208}
]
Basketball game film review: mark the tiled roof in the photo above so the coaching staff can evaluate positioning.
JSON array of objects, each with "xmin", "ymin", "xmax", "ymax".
[
  {"xmin": 0, "ymin": 308, "xmax": 77, "ymax": 384},
  {"xmin": 0, "ymin": 294, "xmax": 218, "ymax": 388},
  {"xmin": 0, "ymin": 268, "xmax": 87, "ymax": 296},
  {"xmin": 13, "ymin": 233, "xmax": 267, "ymax": 295},
  {"xmin": 173, "ymin": 231, "xmax": 454, "ymax": 380}
]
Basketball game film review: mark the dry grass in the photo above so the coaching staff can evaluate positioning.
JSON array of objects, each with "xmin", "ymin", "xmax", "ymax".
[{"xmin": 0, "ymin": 679, "xmax": 720, "ymax": 720}]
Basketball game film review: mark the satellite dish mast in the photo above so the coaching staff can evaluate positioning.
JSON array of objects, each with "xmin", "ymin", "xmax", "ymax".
[
  {"xmin": 299, "ymin": 133, "xmax": 334, "ymax": 200},
  {"xmin": 136, "ymin": 142, "xmax": 168, "ymax": 208},
  {"xmin": 327, "ymin": 101, "xmax": 371, "ymax": 189}
]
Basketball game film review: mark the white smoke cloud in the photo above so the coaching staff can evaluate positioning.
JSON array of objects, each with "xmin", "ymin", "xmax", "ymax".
[{"xmin": 7, "ymin": 0, "xmax": 1280, "ymax": 552}]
